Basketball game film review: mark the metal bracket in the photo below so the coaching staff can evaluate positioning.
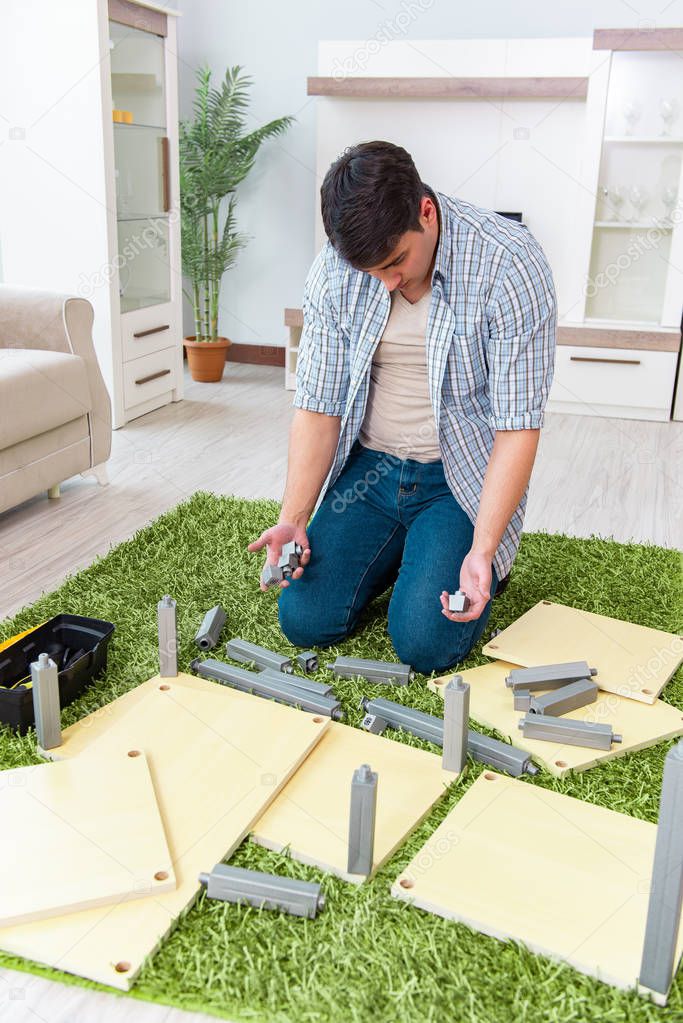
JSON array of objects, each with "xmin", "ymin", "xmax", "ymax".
[
  {"xmin": 505, "ymin": 661, "xmax": 597, "ymax": 690},
  {"xmin": 442, "ymin": 675, "xmax": 469, "ymax": 773},
  {"xmin": 226, "ymin": 638, "xmax": 293, "ymax": 674},
  {"xmin": 31, "ymin": 653, "xmax": 61, "ymax": 750},
  {"xmin": 347, "ymin": 764, "xmax": 377, "ymax": 876},
  {"xmin": 199, "ymin": 862, "xmax": 324, "ymax": 918},
  {"xmin": 194, "ymin": 605, "xmax": 227, "ymax": 652},
  {"xmin": 639, "ymin": 740, "xmax": 683, "ymax": 997},
  {"xmin": 192, "ymin": 658, "xmax": 344, "ymax": 719},
  {"xmin": 518, "ymin": 713, "xmax": 621, "ymax": 750},
  {"xmin": 513, "ymin": 688, "xmax": 532, "ymax": 712},
  {"xmin": 157, "ymin": 594, "xmax": 178, "ymax": 678},
  {"xmin": 327, "ymin": 656, "xmax": 414, "ymax": 686},
  {"xmin": 528, "ymin": 677, "xmax": 598, "ymax": 717}
]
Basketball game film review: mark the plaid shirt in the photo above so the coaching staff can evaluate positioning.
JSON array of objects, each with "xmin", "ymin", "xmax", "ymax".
[{"xmin": 294, "ymin": 189, "xmax": 557, "ymax": 580}]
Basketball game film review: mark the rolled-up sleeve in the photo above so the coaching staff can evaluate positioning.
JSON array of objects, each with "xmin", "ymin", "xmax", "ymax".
[
  {"xmin": 485, "ymin": 235, "xmax": 557, "ymax": 431},
  {"xmin": 293, "ymin": 245, "xmax": 349, "ymax": 417}
]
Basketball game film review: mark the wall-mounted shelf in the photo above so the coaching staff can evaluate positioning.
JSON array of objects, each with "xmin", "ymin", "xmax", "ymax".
[
  {"xmin": 307, "ymin": 76, "xmax": 588, "ymax": 100},
  {"xmin": 594, "ymin": 27, "xmax": 683, "ymax": 50},
  {"xmin": 594, "ymin": 221, "xmax": 673, "ymax": 229},
  {"xmin": 604, "ymin": 136, "xmax": 683, "ymax": 144}
]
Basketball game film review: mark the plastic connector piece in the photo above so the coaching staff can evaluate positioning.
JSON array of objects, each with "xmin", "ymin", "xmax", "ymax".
[
  {"xmin": 194, "ymin": 605, "xmax": 227, "ymax": 652},
  {"xmin": 327, "ymin": 656, "xmax": 414, "ymax": 686},
  {"xmin": 347, "ymin": 763, "xmax": 378, "ymax": 876},
  {"xmin": 505, "ymin": 661, "xmax": 597, "ymax": 690},
  {"xmin": 528, "ymin": 677, "xmax": 598, "ymax": 717},
  {"xmin": 639, "ymin": 739, "xmax": 683, "ymax": 997},
  {"xmin": 31, "ymin": 652, "xmax": 61, "ymax": 750},
  {"xmin": 192, "ymin": 657, "xmax": 344, "ymax": 720},
  {"xmin": 361, "ymin": 713, "xmax": 389, "ymax": 735},
  {"xmin": 359, "ymin": 696, "xmax": 538, "ymax": 777},
  {"xmin": 296, "ymin": 651, "xmax": 319, "ymax": 673},
  {"xmin": 157, "ymin": 595, "xmax": 177, "ymax": 678},
  {"xmin": 442, "ymin": 675, "xmax": 469, "ymax": 773},
  {"xmin": 261, "ymin": 542, "xmax": 304, "ymax": 589},
  {"xmin": 513, "ymin": 688, "xmax": 532, "ymax": 712},
  {"xmin": 518, "ymin": 713, "xmax": 621, "ymax": 750},
  {"xmin": 199, "ymin": 862, "xmax": 324, "ymax": 918},
  {"xmin": 226, "ymin": 638, "xmax": 293, "ymax": 674},
  {"xmin": 448, "ymin": 590, "xmax": 471, "ymax": 613},
  {"xmin": 258, "ymin": 667, "xmax": 334, "ymax": 697}
]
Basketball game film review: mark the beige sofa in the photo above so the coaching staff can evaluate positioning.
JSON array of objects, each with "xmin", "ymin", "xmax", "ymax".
[{"xmin": 0, "ymin": 286, "xmax": 112, "ymax": 515}]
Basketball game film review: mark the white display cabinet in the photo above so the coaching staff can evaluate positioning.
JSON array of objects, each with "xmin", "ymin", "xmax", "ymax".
[
  {"xmin": 289, "ymin": 31, "xmax": 683, "ymax": 421},
  {"xmin": 0, "ymin": 0, "xmax": 183, "ymax": 429}
]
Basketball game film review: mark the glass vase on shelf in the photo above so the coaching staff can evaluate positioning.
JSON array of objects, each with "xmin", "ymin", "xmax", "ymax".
[
  {"xmin": 628, "ymin": 185, "xmax": 648, "ymax": 223},
  {"xmin": 623, "ymin": 100, "xmax": 642, "ymax": 137},
  {"xmin": 659, "ymin": 98, "xmax": 679, "ymax": 137},
  {"xmin": 606, "ymin": 184, "xmax": 626, "ymax": 222},
  {"xmin": 661, "ymin": 185, "xmax": 678, "ymax": 224}
]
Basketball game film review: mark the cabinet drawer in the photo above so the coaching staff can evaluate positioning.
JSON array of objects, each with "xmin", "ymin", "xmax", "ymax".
[
  {"xmin": 123, "ymin": 347, "xmax": 177, "ymax": 410},
  {"xmin": 122, "ymin": 307, "xmax": 176, "ymax": 362},
  {"xmin": 548, "ymin": 345, "xmax": 677, "ymax": 421}
]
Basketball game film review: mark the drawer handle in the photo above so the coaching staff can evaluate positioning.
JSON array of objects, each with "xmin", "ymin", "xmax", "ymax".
[
  {"xmin": 135, "ymin": 368, "xmax": 171, "ymax": 386},
  {"xmin": 133, "ymin": 324, "xmax": 170, "ymax": 339},
  {"xmin": 570, "ymin": 356, "xmax": 641, "ymax": 366}
]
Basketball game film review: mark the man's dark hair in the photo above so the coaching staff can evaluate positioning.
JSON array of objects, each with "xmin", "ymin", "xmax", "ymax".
[{"xmin": 320, "ymin": 141, "xmax": 426, "ymax": 268}]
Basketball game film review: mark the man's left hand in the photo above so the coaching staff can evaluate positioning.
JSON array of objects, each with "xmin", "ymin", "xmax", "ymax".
[{"xmin": 440, "ymin": 550, "xmax": 493, "ymax": 623}]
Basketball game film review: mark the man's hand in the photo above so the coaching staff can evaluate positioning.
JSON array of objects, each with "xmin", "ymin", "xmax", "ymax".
[
  {"xmin": 248, "ymin": 522, "xmax": 311, "ymax": 592},
  {"xmin": 440, "ymin": 550, "xmax": 493, "ymax": 623}
]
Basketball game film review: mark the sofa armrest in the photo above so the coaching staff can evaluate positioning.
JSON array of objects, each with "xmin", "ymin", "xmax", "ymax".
[{"xmin": 0, "ymin": 285, "xmax": 112, "ymax": 467}]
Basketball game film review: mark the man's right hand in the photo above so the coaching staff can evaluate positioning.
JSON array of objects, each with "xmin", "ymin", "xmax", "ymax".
[{"xmin": 247, "ymin": 522, "xmax": 311, "ymax": 592}]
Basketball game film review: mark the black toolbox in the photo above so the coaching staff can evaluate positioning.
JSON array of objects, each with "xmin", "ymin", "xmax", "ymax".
[{"xmin": 0, "ymin": 614, "xmax": 115, "ymax": 733}]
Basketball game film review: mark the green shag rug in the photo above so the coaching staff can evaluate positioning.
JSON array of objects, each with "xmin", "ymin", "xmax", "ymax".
[{"xmin": 1, "ymin": 492, "xmax": 682, "ymax": 1023}]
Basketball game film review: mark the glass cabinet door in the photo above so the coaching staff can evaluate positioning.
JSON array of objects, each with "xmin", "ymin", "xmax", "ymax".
[{"xmin": 109, "ymin": 19, "xmax": 170, "ymax": 313}]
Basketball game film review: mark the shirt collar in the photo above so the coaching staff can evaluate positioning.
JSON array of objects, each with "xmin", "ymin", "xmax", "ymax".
[{"xmin": 423, "ymin": 184, "xmax": 453, "ymax": 290}]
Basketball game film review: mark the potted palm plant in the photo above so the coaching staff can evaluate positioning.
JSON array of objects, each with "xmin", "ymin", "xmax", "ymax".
[{"xmin": 180, "ymin": 66, "xmax": 293, "ymax": 381}]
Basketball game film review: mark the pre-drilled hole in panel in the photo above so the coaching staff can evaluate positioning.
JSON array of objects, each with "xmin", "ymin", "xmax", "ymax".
[
  {"xmin": 154, "ymin": 870, "xmax": 169, "ymax": 882},
  {"xmin": 542, "ymin": 600, "xmax": 551, "ymax": 605},
  {"xmin": 555, "ymin": 760, "xmax": 568, "ymax": 769},
  {"xmin": 399, "ymin": 878, "xmax": 414, "ymax": 889},
  {"xmin": 114, "ymin": 961, "xmax": 131, "ymax": 973},
  {"xmin": 127, "ymin": 750, "xmax": 141, "ymax": 758},
  {"xmin": 642, "ymin": 689, "xmax": 653, "ymax": 695},
  {"xmin": 488, "ymin": 644, "xmax": 498, "ymax": 650},
  {"xmin": 159, "ymin": 684, "xmax": 170, "ymax": 691},
  {"xmin": 483, "ymin": 772, "xmax": 497, "ymax": 781},
  {"xmin": 312, "ymin": 716, "xmax": 323, "ymax": 723},
  {"xmin": 434, "ymin": 679, "xmax": 446, "ymax": 686}
]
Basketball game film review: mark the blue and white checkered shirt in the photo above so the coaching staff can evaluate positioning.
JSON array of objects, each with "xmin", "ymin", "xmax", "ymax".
[{"xmin": 294, "ymin": 189, "xmax": 557, "ymax": 580}]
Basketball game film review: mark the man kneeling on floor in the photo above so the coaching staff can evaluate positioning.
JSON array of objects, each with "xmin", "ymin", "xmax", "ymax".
[{"xmin": 249, "ymin": 140, "xmax": 557, "ymax": 675}]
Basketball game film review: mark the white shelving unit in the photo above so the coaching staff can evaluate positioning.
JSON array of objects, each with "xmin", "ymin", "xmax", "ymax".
[
  {"xmin": 287, "ymin": 31, "xmax": 683, "ymax": 421},
  {"xmin": 0, "ymin": 0, "xmax": 183, "ymax": 429}
]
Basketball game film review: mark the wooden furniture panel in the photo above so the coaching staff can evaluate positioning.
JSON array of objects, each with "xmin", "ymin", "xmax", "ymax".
[
  {"xmin": 482, "ymin": 601, "xmax": 683, "ymax": 704},
  {"xmin": 429, "ymin": 660, "xmax": 683, "ymax": 778},
  {"xmin": 0, "ymin": 751, "xmax": 174, "ymax": 926},
  {"xmin": 252, "ymin": 720, "xmax": 456, "ymax": 882},
  {"xmin": 0, "ymin": 673, "xmax": 329, "ymax": 989},
  {"xmin": 391, "ymin": 771, "xmax": 683, "ymax": 1003}
]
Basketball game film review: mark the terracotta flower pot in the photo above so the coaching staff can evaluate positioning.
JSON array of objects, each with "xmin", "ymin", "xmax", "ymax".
[{"xmin": 183, "ymin": 336, "xmax": 232, "ymax": 382}]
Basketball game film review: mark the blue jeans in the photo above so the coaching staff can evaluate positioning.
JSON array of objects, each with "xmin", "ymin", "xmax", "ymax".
[{"xmin": 278, "ymin": 442, "xmax": 498, "ymax": 675}]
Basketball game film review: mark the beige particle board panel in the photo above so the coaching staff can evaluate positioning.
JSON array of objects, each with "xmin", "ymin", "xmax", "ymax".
[
  {"xmin": 481, "ymin": 601, "xmax": 682, "ymax": 704},
  {"xmin": 0, "ymin": 751, "xmax": 175, "ymax": 926},
  {"xmin": 1, "ymin": 672, "xmax": 329, "ymax": 991},
  {"xmin": 391, "ymin": 772, "xmax": 683, "ymax": 1004},
  {"xmin": 429, "ymin": 660, "xmax": 683, "ymax": 778},
  {"xmin": 252, "ymin": 720, "xmax": 456, "ymax": 883}
]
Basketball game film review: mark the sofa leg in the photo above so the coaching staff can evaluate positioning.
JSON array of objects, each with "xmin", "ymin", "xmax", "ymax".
[
  {"xmin": 80, "ymin": 462, "xmax": 109, "ymax": 487},
  {"xmin": 47, "ymin": 484, "xmax": 60, "ymax": 499}
]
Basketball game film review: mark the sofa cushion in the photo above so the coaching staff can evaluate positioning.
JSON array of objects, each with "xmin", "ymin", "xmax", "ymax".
[{"xmin": 0, "ymin": 348, "xmax": 92, "ymax": 449}]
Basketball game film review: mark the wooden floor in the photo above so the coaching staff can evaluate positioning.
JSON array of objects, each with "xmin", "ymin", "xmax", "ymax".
[
  {"xmin": 0, "ymin": 362, "xmax": 681, "ymax": 1023},
  {"xmin": 1, "ymin": 362, "xmax": 681, "ymax": 621}
]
